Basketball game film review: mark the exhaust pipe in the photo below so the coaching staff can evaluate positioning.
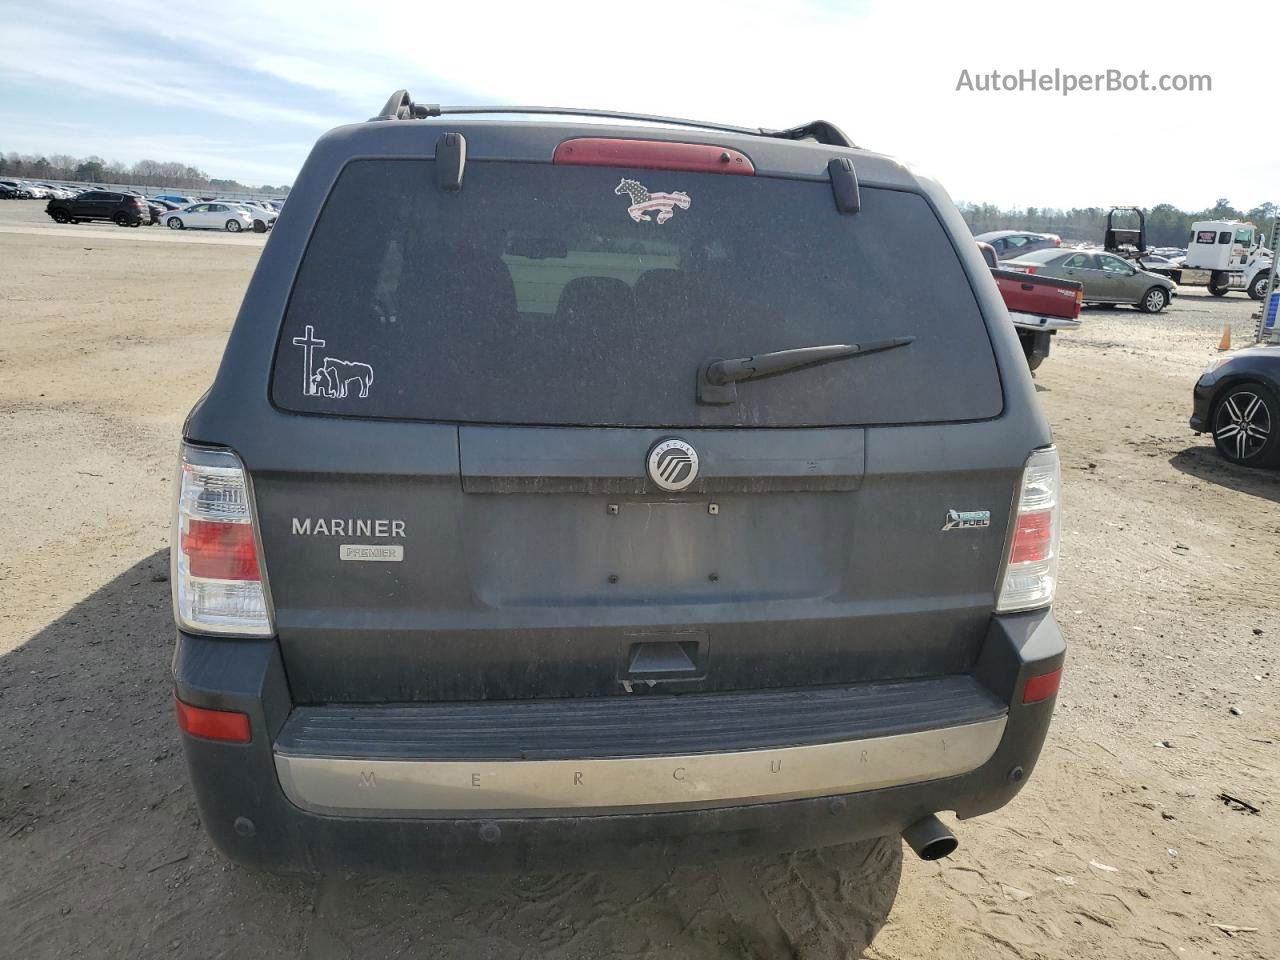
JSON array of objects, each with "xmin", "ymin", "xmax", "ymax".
[{"xmin": 901, "ymin": 814, "xmax": 958, "ymax": 861}]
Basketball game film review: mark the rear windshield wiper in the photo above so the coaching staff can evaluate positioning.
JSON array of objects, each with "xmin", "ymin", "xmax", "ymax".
[{"xmin": 698, "ymin": 337, "xmax": 915, "ymax": 404}]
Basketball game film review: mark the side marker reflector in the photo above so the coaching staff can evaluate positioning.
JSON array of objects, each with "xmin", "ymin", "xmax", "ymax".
[
  {"xmin": 1023, "ymin": 667, "xmax": 1063, "ymax": 704},
  {"xmin": 176, "ymin": 698, "xmax": 251, "ymax": 743}
]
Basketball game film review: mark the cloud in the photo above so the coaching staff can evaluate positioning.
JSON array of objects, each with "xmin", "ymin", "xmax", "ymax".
[
  {"xmin": 1, "ymin": 0, "xmax": 1276, "ymax": 206},
  {"xmin": 0, "ymin": 24, "xmax": 341, "ymax": 130}
]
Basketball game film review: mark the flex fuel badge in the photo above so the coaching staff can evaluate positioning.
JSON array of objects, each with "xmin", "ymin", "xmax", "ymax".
[
  {"xmin": 615, "ymin": 178, "xmax": 691, "ymax": 224},
  {"xmin": 942, "ymin": 509, "xmax": 991, "ymax": 531}
]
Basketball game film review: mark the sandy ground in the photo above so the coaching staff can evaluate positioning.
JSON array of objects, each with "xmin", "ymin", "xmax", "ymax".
[{"xmin": 0, "ymin": 197, "xmax": 1276, "ymax": 959}]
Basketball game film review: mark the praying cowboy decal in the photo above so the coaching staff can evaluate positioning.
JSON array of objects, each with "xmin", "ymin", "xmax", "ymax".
[{"xmin": 291, "ymin": 325, "xmax": 374, "ymax": 400}]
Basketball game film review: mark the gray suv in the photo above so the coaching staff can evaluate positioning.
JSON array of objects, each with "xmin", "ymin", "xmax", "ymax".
[{"xmin": 171, "ymin": 91, "xmax": 1065, "ymax": 874}]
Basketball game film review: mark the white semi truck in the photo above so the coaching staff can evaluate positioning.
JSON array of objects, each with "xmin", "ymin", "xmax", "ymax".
[
  {"xmin": 1175, "ymin": 220, "xmax": 1272, "ymax": 299},
  {"xmin": 1105, "ymin": 208, "xmax": 1273, "ymax": 300}
]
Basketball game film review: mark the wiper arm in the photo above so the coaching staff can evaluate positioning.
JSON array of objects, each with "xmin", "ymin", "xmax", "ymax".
[{"xmin": 698, "ymin": 337, "xmax": 915, "ymax": 404}]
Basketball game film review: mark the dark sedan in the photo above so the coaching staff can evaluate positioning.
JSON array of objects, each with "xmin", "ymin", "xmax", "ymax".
[{"xmin": 1191, "ymin": 344, "xmax": 1280, "ymax": 466}]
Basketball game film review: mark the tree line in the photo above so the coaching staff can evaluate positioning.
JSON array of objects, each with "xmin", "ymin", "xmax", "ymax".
[
  {"xmin": 0, "ymin": 151, "xmax": 290, "ymax": 195},
  {"xmin": 960, "ymin": 198, "xmax": 1278, "ymax": 249},
  {"xmin": 3, "ymin": 148, "xmax": 1271, "ymax": 241}
]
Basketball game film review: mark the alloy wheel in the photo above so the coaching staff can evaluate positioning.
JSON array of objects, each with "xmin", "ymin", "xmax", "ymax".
[{"xmin": 1215, "ymin": 391, "xmax": 1271, "ymax": 461}]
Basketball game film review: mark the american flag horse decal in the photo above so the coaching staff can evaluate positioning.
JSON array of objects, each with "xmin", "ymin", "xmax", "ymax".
[{"xmin": 615, "ymin": 178, "xmax": 691, "ymax": 224}]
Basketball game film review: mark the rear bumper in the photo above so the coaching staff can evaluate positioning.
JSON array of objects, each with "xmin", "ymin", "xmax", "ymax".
[
  {"xmin": 1008, "ymin": 311, "xmax": 1081, "ymax": 333},
  {"xmin": 173, "ymin": 610, "xmax": 1065, "ymax": 874}
]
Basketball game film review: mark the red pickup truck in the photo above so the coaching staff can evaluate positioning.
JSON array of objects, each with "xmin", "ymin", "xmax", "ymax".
[{"xmin": 978, "ymin": 241, "xmax": 1082, "ymax": 371}]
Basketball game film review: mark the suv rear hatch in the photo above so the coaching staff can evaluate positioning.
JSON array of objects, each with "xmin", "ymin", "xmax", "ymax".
[{"xmin": 253, "ymin": 146, "xmax": 1016, "ymax": 704}]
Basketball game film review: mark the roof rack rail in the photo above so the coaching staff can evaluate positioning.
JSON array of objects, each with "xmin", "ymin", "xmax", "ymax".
[{"xmin": 369, "ymin": 91, "xmax": 857, "ymax": 149}]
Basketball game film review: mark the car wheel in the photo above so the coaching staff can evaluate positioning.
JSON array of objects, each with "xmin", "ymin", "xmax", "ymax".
[
  {"xmin": 1247, "ymin": 273, "xmax": 1270, "ymax": 301},
  {"xmin": 113, "ymin": 213, "xmax": 130, "ymax": 227},
  {"xmin": 253, "ymin": 219, "xmax": 267, "ymax": 233},
  {"xmin": 168, "ymin": 218, "xmax": 184, "ymax": 230},
  {"xmin": 1212, "ymin": 382, "xmax": 1279, "ymax": 467},
  {"xmin": 225, "ymin": 219, "xmax": 243, "ymax": 233},
  {"xmin": 1208, "ymin": 285, "xmax": 1229, "ymax": 297},
  {"xmin": 1138, "ymin": 287, "xmax": 1169, "ymax": 313},
  {"xmin": 50, "ymin": 210, "xmax": 69, "ymax": 223}
]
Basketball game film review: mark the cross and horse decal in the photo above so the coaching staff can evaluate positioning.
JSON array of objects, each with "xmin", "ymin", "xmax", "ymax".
[
  {"xmin": 614, "ymin": 178, "xmax": 691, "ymax": 224},
  {"xmin": 291, "ymin": 325, "xmax": 374, "ymax": 400}
]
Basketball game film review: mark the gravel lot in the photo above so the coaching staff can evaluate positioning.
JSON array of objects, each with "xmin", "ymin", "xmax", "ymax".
[{"xmin": 0, "ymin": 199, "xmax": 1276, "ymax": 959}]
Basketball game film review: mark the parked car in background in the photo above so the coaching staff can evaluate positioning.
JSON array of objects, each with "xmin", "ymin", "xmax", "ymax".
[
  {"xmin": 154, "ymin": 194, "xmax": 196, "ymax": 206},
  {"xmin": 45, "ymin": 190, "xmax": 150, "ymax": 226},
  {"xmin": 1, "ymin": 180, "xmax": 33, "ymax": 198},
  {"xmin": 1136, "ymin": 253, "xmax": 1182, "ymax": 277},
  {"xmin": 0, "ymin": 182, "xmax": 20, "ymax": 199},
  {"xmin": 1004, "ymin": 248, "xmax": 1176, "ymax": 313},
  {"xmin": 163, "ymin": 202, "xmax": 255, "ymax": 233},
  {"xmin": 978, "ymin": 241, "xmax": 1082, "ymax": 371},
  {"xmin": 974, "ymin": 230, "xmax": 1062, "ymax": 260},
  {"xmin": 216, "ymin": 199, "xmax": 277, "ymax": 232},
  {"xmin": 1192, "ymin": 344, "xmax": 1280, "ymax": 467}
]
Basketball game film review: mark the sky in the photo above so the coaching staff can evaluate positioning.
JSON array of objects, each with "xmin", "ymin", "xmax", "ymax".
[{"xmin": 1, "ymin": 0, "xmax": 1276, "ymax": 210}]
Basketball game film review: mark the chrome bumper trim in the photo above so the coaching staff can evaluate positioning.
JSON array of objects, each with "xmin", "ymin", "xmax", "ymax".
[{"xmin": 274, "ymin": 716, "xmax": 1007, "ymax": 818}]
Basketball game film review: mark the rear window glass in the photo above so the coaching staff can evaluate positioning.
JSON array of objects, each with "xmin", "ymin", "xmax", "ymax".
[{"xmin": 272, "ymin": 159, "xmax": 1001, "ymax": 427}]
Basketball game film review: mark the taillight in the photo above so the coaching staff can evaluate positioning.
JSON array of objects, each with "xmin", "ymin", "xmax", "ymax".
[
  {"xmin": 1075, "ymin": 288, "xmax": 1084, "ymax": 306},
  {"xmin": 182, "ymin": 519, "xmax": 260, "ymax": 579},
  {"xmin": 172, "ymin": 443, "xmax": 272, "ymax": 636},
  {"xmin": 996, "ymin": 447, "xmax": 1060, "ymax": 612},
  {"xmin": 553, "ymin": 138, "xmax": 755, "ymax": 175}
]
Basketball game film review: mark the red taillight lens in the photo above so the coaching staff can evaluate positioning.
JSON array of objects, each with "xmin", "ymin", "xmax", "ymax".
[
  {"xmin": 997, "ymin": 447, "xmax": 1060, "ymax": 612},
  {"xmin": 553, "ymin": 138, "xmax": 755, "ymax": 175},
  {"xmin": 1023, "ymin": 667, "xmax": 1063, "ymax": 704},
  {"xmin": 175, "ymin": 698, "xmax": 251, "ymax": 742},
  {"xmin": 1009, "ymin": 511, "xmax": 1053, "ymax": 564},
  {"xmin": 173, "ymin": 444, "xmax": 272, "ymax": 636},
  {"xmin": 1023, "ymin": 266, "xmax": 1037, "ymax": 274},
  {"xmin": 182, "ymin": 518, "xmax": 260, "ymax": 580}
]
